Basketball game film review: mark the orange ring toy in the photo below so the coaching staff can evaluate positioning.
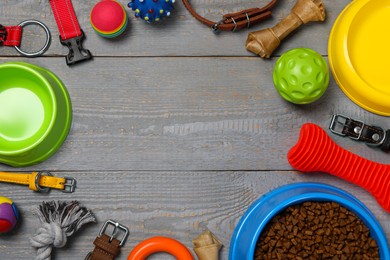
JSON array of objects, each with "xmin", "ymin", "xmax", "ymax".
[{"xmin": 127, "ymin": 236, "xmax": 194, "ymax": 260}]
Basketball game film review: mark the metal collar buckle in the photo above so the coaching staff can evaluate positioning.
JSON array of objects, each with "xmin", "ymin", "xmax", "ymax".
[
  {"xmin": 35, "ymin": 172, "xmax": 77, "ymax": 193},
  {"xmin": 329, "ymin": 114, "xmax": 364, "ymax": 140},
  {"xmin": 329, "ymin": 114, "xmax": 386, "ymax": 147},
  {"xmin": 60, "ymin": 30, "xmax": 92, "ymax": 66},
  {"xmin": 62, "ymin": 177, "xmax": 77, "ymax": 193},
  {"xmin": 99, "ymin": 220, "xmax": 129, "ymax": 247},
  {"xmin": 0, "ymin": 24, "xmax": 7, "ymax": 45}
]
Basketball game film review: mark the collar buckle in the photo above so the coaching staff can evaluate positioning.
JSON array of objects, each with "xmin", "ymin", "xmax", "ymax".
[
  {"xmin": 62, "ymin": 177, "xmax": 77, "ymax": 193},
  {"xmin": 60, "ymin": 30, "xmax": 92, "ymax": 66},
  {"xmin": 329, "ymin": 114, "xmax": 351, "ymax": 136},
  {"xmin": 99, "ymin": 220, "xmax": 129, "ymax": 247},
  {"xmin": 329, "ymin": 114, "xmax": 364, "ymax": 140},
  {"xmin": 329, "ymin": 114, "xmax": 386, "ymax": 147}
]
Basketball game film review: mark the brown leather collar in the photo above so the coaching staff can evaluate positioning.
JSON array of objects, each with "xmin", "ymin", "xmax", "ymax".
[
  {"xmin": 182, "ymin": 0, "xmax": 278, "ymax": 32},
  {"xmin": 85, "ymin": 220, "xmax": 129, "ymax": 260}
]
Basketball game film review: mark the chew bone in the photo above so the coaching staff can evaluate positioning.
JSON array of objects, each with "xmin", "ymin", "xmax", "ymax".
[
  {"xmin": 193, "ymin": 230, "xmax": 222, "ymax": 260},
  {"xmin": 246, "ymin": 0, "xmax": 326, "ymax": 58},
  {"xmin": 288, "ymin": 123, "xmax": 390, "ymax": 213}
]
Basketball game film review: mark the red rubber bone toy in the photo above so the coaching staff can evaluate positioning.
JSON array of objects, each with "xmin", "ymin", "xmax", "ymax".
[{"xmin": 288, "ymin": 123, "xmax": 390, "ymax": 212}]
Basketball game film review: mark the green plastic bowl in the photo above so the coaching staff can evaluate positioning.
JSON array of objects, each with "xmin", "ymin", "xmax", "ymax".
[{"xmin": 0, "ymin": 62, "xmax": 72, "ymax": 167}]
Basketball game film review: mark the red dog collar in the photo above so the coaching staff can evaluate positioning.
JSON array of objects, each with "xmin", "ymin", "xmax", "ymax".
[{"xmin": 49, "ymin": 0, "xmax": 92, "ymax": 65}]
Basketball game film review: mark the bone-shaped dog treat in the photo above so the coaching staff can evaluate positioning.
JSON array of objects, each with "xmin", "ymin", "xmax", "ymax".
[
  {"xmin": 246, "ymin": 0, "xmax": 326, "ymax": 58},
  {"xmin": 288, "ymin": 123, "xmax": 390, "ymax": 213}
]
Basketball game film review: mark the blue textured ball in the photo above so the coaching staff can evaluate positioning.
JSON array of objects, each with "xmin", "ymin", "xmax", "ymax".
[{"xmin": 128, "ymin": 0, "xmax": 175, "ymax": 23}]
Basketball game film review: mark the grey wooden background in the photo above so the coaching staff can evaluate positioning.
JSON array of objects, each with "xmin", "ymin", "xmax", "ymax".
[{"xmin": 0, "ymin": 0, "xmax": 389, "ymax": 259}]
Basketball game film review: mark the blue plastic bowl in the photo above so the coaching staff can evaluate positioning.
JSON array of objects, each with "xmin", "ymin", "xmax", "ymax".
[{"xmin": 229, "ymin": 183, "xmax": 390, "ymax": 260}]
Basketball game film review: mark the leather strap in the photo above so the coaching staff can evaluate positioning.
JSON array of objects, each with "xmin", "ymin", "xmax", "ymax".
[
  {"xmin": 88, "ymin": 234, "xmax": 121, "ymax": 260},
  {"xmin": 86, "ymin": 220, "xmax": 129, "ymax": 260},
  {"xmin": 49, "ymin": 0, "xmax": 92, "ymax": 65},
  {"xmin": 329, "ymin": 114, "xmax": 390, "ymax": 152},
  {"xmin": 0, "ymin": 25, "xmax": 22, "ymax": 46},
  {"xmin": 0, "ymin": 171, "xmax": 76, "ymax": 192},
  {"xmin": 182, "ymin": 0, "xmax": 278, "ymax": 31}
]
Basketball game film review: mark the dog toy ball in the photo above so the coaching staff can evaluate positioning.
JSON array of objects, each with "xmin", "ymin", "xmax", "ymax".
[
  {"xmin": 90, "ymin": 0, "xmax": 128, "ymax": 38},
  {"xmin": 0, "ymin": 196, "xmax": 19, "ymax": 233},
  {"xmin": 273, "ymin": 48, "xmax": 329, "ymax": 104},
  {"xmin": 128, "ymin": 0, "xmax": 175, "ymax": 22}
]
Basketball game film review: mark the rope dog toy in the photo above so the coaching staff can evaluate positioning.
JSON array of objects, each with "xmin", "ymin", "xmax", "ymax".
[
  {"xmin": 30, "ymin": 201, "xmax": 96, "ymax": 260},
  {"xmin": 288, "ymin": 123, "xmax": 390, "ymax": 212}
]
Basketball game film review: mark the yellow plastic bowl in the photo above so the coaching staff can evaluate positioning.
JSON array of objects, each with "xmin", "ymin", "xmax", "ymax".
[{"xmin": 329, "ymin": 0, "xmax": 390, "ymax": 116}]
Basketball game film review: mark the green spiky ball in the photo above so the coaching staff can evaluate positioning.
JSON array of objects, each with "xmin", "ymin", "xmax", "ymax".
[{"xmin": 273, "ymin": 48, "xmax": 329, "ymax": 104}]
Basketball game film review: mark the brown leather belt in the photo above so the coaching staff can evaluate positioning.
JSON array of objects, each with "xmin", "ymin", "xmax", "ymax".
[
  {"xmin": 182, "ymin": 0, "xmax": 278, "ymax": 32},
  {"xmin": 85, "ymin": 220, "xmax": 129, "ymax": 260}
]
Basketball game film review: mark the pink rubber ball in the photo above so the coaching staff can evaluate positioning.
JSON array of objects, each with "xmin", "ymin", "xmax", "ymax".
[{"xmin": 90, "ymin": 0, "xmax": 127, "ymax": 34}]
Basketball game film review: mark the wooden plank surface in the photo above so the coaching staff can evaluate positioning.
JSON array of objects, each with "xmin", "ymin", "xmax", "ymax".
[
  {"xmin": 1, "ymin": 0, "xmax": 347, "ymax": 57},
  {"xmin": 0, "ymin": 0, "xmax": 389, "ymax": 259},
  {"xmin": 0, "ymin": 56, "xmax": 388, "ymax": 172},
  {"xmin": 1, "ymin": 171, "xmax": 389, "ymax": 260}
]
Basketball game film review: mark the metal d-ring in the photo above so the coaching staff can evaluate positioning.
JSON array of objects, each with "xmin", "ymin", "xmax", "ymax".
[
  {"xmin": 35, "ymin": 171, "xmax": 53, "ymax": 193},
  {"xmin": 14, "ymin": 20, "xmax": 51, "ymax": 57}
]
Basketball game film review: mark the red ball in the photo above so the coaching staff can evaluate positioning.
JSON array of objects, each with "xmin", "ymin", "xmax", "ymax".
[
  {"xmin": 0, "ymin": 219, "xmax": 13, "ymax": 233},
  {"xmin": 90, "ymin": 0, "xmax": 126, "ymax": 33}
]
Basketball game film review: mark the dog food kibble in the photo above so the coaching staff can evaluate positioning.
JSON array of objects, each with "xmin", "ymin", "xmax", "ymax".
[{"xmin": 254, "ymin": 202, "xmax": 380, "ymax": 259}]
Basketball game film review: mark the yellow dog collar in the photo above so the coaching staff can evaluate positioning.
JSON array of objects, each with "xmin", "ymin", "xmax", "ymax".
[{"xmin": 0, "ymin": 171, "xmax": 76, "ymax": 193}]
